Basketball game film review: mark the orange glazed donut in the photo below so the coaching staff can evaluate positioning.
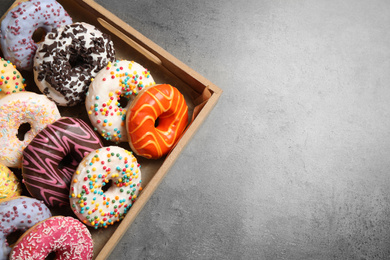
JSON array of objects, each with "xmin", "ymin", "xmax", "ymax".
[{"xmin": 126, "ymin": 84, "xmax": 188, "ymax": 159}]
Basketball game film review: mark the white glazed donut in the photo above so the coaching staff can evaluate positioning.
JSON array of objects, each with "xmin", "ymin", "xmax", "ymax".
[
  {"xmin": 0, "ymin": 196, "xmax": 52, "ymax": 260},
  {"xmin": 0, "ymin": 0, "xmax": 72, "ymax": 70},
  {"xmin": 86, "ymin": 60, "xmax": 155, "ymax": 143},
  {"xmin": 34, "ymin": 22, "xmax": 116, "ymax": 106},
  {"xmin": 0, "ymin": 92, "xmax": 61, "ymax": 168},
  {"xmin": 70, "ymin": 146, "xmax": 142, "ymax": 229}
]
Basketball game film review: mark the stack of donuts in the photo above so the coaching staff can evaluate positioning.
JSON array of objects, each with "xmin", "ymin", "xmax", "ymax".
[{"xmin": 0, "ymin": 0, "xmax": 190, "ymax": 259}]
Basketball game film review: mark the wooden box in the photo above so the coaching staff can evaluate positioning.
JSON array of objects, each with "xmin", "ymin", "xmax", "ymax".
[{"xmin": 1, "ymin": 0, "xmax": 222, "ymax": 259}]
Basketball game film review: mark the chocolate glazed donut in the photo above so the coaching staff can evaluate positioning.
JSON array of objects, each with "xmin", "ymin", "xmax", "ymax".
[{"xmin": 22, "ymin": 117, "xmax": 103, "ymax": 207}]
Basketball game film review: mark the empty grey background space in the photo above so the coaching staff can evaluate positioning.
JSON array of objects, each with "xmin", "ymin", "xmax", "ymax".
[{"xmin": 2, "ymin": 0, "xmax": 390, "ymax": 259}]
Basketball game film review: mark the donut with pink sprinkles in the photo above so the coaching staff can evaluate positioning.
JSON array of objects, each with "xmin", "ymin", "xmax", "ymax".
[{"xmin": 0, "ymin": 0, "xmax": 72, "ymax": 70}]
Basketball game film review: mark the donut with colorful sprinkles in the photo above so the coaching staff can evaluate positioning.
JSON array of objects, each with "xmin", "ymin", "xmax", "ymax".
[
  {"xmin": 70, "ymin": 146, "xmax": 142, "ymax": 228},
  {"xmin": 9, "ymin": 216, "xmax": 93, "ymax": 260},
  {"xmin": 0, "ymin": 0, "xmax": 73, "ymax": 70},
  {"xmin": 85, "ymin": 60, "xmax": 155, "ymax": 143},
  {"xmin": 0, "ymin": 92, "xmax": 61, "ymax": 168},
  {"xmin": 0, "ymin": 58, "xmax": 26, "ymax": 98},
  {"xmin": 0, "ymin": 163, "xmax": 21, "ymax": 202}
]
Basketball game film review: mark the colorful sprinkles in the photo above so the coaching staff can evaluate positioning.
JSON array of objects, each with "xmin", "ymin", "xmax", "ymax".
[
  {"xmin": 86, "ymin": 60, "xmax": 155, "ymax": 143},
  {"xmin": 0, "ymin": 58, "xmax": 26, "ymax": 98},
  {"xmin": 0, "ymin": 163, "xmax": 22, "ymax": 201},
  {"xmin": 0, "ymin": 92, "xmax": 61, "ymax": 168},
  {"xmin": 70, "ymin": 146, "xmax": 142, "ymax": 229}
]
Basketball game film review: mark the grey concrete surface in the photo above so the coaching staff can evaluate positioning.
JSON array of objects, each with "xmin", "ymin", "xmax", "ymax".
[
  {"xmin": 95, "ymin": 1, "xmax": 390, "ymax": 259},
  {"xmin": 2, "ymin": 0, "xmax": 390, "ymax": 259}
]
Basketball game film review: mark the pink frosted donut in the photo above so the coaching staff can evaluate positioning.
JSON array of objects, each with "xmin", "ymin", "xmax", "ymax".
[
  {"xmin": 22, "ymin": 117, "xmax": 103, "ymax": 207},
  {"xmin": 0, "ymin": 196, "xmax": 52, "ymax": 260},
  {"xmin": 0, "ymin": 92, "xmax": 61, "ymax": 168},
  {"xmin": 9, "ymin": 216, "xmax": 93, "ymax": 260},
  {"xmin": 0, "ymin": 0, "xmax": 72, "ymax": 70}
]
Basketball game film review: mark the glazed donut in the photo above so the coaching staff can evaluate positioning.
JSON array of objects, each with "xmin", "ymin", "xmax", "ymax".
[
  {"xmin": 0, "ymin": 0, "xmax": 72, "ymax": 70},
  {"xmin": 0, "ymin": 163, "xmax": 21, "ymax": 202},
  {"xmin": 9, "ymin": 216, "xmax": 93, "ymax": 260},
  {"xmin": 22, "ymin": 117, "xmax": 103, "ymax": 207},
  {"xmin": 0, "ymin": 196, "xmax": 52, "ymax": 260},
  {"xmin": 70, "ymin": 146, "xmax": 142, "ymax": 228},
  {"xmin": 0, "ymin": 58, "xmax": 26, "ymax": 98},
  {"xmin": 86, "ymin": 60, "xmax": 155, "ymax": 143},
  {"xmin": 0, "ymin": 92, "xmax": 61, "ymax": 168},
  {"xmin": 126, "ymin": 84, "xmax": 188, "ymax": 159},
  {"xmin": 34, "ymin": 22, "xmax": 116, "ymax": 106}
]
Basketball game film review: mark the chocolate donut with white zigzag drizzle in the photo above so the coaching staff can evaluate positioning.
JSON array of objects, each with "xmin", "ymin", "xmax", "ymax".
[{"xmin": 22, "ymin": 117, "xmax": 103, "ymax": 207}]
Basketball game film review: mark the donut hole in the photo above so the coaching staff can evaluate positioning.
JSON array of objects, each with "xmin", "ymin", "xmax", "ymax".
[
  {"xmin": 17, "ymin": 123, "xmax": 32, "ymax": 141},
  {"xmin": 154, "ymin": 117, "xmax": 160, "ymax": 128},
  {"xmin": 117, "ymin": 95, "xmax": 129, "ymax": 109},
  {"xmin": 32, "ymin": 27, "xmax": 46, "ymax": 43},
  {"xmin": 101, "ymin": 179, "xmax": 113, "ymax": 193},
  {"xmin": 58, "ymin": 153, "xmax": 75, "ymax": 170},
  {"xmin": 45, "ymin": 251, "xmax": 57, "ymax": 260},
  {"xmin": 69, "ymin": 54, "xmax": 85, "ymax": 69},
  {"xmin": 6, "ymin": 229, "xmax": 24, "ymax": 247}
]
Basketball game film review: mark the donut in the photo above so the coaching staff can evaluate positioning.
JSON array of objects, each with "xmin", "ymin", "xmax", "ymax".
[
  {"xmin": 126, "ymin": 84, "xmax": 188, "ymax": 159},
  {"xmin": 0, "ymin": 58, "xmax": 26, "ymax": 98},
  {"xmin": 0, "ymin": 0, "xmax": 72, "ymax": 70},
  {"xmin": 86, "ymin": 60, "xmax": 155, "ymax": 143},
  {"xmin": 0, "ymin": 163, "xmax": 22, "ymax": 201},
  {"xmin": 9, "ymin": 216, "xmax": 93, "ymax": 260},
  {"xmin": 0, "ymin": 92, "xmax": 61, "ymax": 168},
  {"xmin": 0, "ymin": 196, "xmax": 52, "ymax": 260},
  {"xmin": 70, "ymin": 146, "xmax": 142, "ymax": 228},
  {"xmin": 33, "ymin": 22, "xmax": 116, "ymax": 106},
  {"xmin": 22, "ymin": 117, "xmax": 103, "ymax": 207}
]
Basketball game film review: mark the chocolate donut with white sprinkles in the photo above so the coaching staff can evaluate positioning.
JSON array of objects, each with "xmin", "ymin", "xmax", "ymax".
[{"xmin": 33, "ymin": 22, "xmax": 116, "ymax": 106}]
